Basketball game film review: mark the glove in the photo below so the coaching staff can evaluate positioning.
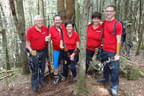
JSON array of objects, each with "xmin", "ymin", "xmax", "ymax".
[{"xmin": 31, "ymin": 50, "xmax": 37, "ymax": 56}]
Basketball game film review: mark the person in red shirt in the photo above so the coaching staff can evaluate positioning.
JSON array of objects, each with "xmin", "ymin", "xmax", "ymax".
[
  {"xmin": 26, "ymin": 15, "xmax": 50, "ymax": 92},
  {"xmin": 86, "ymin": 12, "xmax": 103, "ymax": 73},
  {"xmin": 97, "ymin": 5, "xmax": 122, "ymax": 96},
  {"xmin": 60, "ymin": 21, "xmax": 80, "ymax": 82},
  {"xmin": 49, "ymin": 15, "xmax": 67, "ymax": 85}
]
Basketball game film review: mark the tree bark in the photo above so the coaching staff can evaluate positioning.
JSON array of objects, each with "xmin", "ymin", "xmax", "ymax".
[
  {"xmin": 9, "ymin": 0, "xmax": 29, "ymax": 74},
  {"xmin": 57, "ymin": 0, "xmax": 74, "ymax": 23},
  {"xmin": 135, "ymin": 0, "xmax": 143, "ymax": 55},
  {"xmin": 0, "ymin": 4, "xmax": 10, "ymax": 70},
  {"xmin": 41, "ymin": 0, "xmax": 45, "ymax": 24},
  {"xmin": 37, "ymin": 0, "xmax": 40, "ymax": 14},
  {"xmin": 77, "ymin": 0, "xmax": 92, "ymax": 93}
]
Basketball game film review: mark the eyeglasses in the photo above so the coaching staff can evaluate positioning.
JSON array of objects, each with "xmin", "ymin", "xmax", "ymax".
[{"xmin": 105, "ymin": 10, "xmax": 114, "ymax": 13}]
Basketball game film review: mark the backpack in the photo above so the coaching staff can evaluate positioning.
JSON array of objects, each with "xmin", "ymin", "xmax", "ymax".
[{"xmin": 113, "ymin": 19, "xmax": 126, "ymax": 45}]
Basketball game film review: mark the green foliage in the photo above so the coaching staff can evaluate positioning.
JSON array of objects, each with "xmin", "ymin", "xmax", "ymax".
[
  {"xmin": 8, "ymin": 71, "xmax": 18, "ymax": 83},
  {"xmin": 120, "ymin": 58, "xmax": 144, "ymax": 80}
]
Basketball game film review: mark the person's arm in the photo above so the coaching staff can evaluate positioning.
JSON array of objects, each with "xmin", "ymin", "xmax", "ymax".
[
  {"xmin": 116, "ymin": 35, "xmax": 121, "ymax": 56},
  {"xmin": 60, "ymin": 40, "xmax": 64, "ymax": 49}
]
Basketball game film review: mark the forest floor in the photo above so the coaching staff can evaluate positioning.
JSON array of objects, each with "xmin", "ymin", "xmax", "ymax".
[{"xmin": 0, "ymin": 50, "xmax": 144, "ymax": 96}]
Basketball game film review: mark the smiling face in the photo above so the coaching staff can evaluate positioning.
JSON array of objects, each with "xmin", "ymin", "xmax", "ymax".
[
  {"xmin": 66, "ymin": 24, "xmax": 73, "ymax": 33},
  {"xmin": 54, "ymin": 16, "xmax": 62, "ymax": 27},
  {"xmin": 105, "ymin": 6, "xmax": 116, "ymax": 20},
  {"xmin": 92, "ymin": 17, "xmax": 100, "ymax": 26},
  {"xmin": 34, "ymin": 16, "xmax": 44, "ymax": 28}
]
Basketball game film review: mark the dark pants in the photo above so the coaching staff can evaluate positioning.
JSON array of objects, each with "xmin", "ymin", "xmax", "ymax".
[
  {"xmin": 62, "ymin": 50, "xmax": 78, "ymax": 78},
  {"xmin": 86, "ymin": 49, "xmax": 95, "ymax": 73},
  {"xmin": 30, "ymin": 48, "xmax": 46, "ymax": 88},
  {"xmin": 102, "ymin": 50, "xmax": 120, "ymax": 91}
]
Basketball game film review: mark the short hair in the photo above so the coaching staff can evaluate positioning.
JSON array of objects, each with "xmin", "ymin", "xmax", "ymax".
[
  {"xmin": 33, "ymin": 15, "xmax": 43, "ymax": 22},
  {"xmin": 92, "ymin": 12, "xmax": 101, "ymax": 19},
  {"xmin": 106, "ymin": 5, "xmax": 116, "ymax": 11},
  {"xmin": 53, "ymin": 15, "xmax": 61, "ymax": 20},
  {"xmin": 65, "ymin": 21, "xmax": 75, "ymax": 28}
]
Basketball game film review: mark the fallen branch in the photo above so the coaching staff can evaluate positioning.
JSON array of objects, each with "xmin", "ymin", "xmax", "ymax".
[
  {"xmin": 0, "ymin": 73, "xmax": 13, "ymax": 81},
  {"xmin": 0, "ymin": 69, "xmax": 20, "ymax": 74}
]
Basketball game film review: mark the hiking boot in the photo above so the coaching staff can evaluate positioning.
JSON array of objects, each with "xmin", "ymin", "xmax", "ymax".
[
  {"xmin": 110, "ymin": 89, "xmax": 118, "ymax": 96},
  {"xmin": 73, "ymin": 76, "xmax": 77, "ymax": 82},
  {"xmin": 32, "ymin": 86, "xmax": 38, "ymax": 92},
  {"xmin": 53, "ymin": 75, "xmax": 60, "ymax": 85},
  {"xmin": 61, "ymin": 75, "xmax": 66, "ymax": 82},
  {"xmin": 40, "ymin": 81, "xmax": 46, "ymax": 87}
]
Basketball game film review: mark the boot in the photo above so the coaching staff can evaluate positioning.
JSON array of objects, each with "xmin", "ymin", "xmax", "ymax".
[{"xmin": 53, "ymin": 75, "xmax": 60, "ymax": 85}]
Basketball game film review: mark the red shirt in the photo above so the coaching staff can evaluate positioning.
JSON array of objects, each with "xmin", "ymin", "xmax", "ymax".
[
  {"xmin": 62, "ymin": 31, "xmax": 80, "ymax": 50},
  {"xmin": 49, "ymin": 24, "xmax": 67, "ymax": 51},
  {"xmin": 26, "ymin": 26, "xmax": 48, "ymax": 50},
  {"xmin": 86, "ymin": 23, "xmax": 102, "ymax": 51},
  {"xmin": 103, "ymin": 18, "xmax": 122, "ymax": 52}
]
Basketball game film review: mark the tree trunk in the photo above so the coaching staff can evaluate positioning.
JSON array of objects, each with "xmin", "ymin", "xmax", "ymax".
[
  {"xmin": 65, "ymin": 0, "xmax": 74, "ymax": 22},
  {"xmin": 75, "ymin": 0, "xmax": 80, "ymax": 33},
  {"xmin": 57, "ymin": 0, "xmax": 74, "ymax": 23},
  {"xmin": 57, "ymin": 0, "xmax": 65, "ymax": 22},
  {"xmin": 37, "ymin": 0, "xmax": 40, "ymax": 14},
  {"xmin": 41, "ymin": 0, "xmax": 45, "ymax": 24},
  {"xmin": 77, "ymin": 0, "xmax": 92, "ymax": 93},
  {"xmin": 9, "ymin": 0, "xmax": 29, "ymax": 74},
  {"xmin": 135, "ymin": 0, "xmax": 143, "ymax": 55},
  {"xmin": 0, "ymin": 4, "xmax": 10, "ymax": 70}
]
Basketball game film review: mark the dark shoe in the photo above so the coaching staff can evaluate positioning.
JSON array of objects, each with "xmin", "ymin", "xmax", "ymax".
[
  {"xmin": 40, "ymin": 81, "xmax": 46, "ymax": 87},
  {"xmin": 110, "ymin": 89, "xmax": 118, "ymax": 96},
  {"xmin": 32, "ymin": 86, "xmax": 38, "ymax": 92},
  {"xmin": 53, "ymin": 75, "xmax": 60, "ymax": 85},
  {"xmin": 96, "ymin": 78, "xmax": 107, "ymax": 83}
]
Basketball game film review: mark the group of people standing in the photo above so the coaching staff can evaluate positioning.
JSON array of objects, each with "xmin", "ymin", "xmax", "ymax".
[{"xmin": 26, "ymin": 5, "xmax": 122, "ymax": 96}]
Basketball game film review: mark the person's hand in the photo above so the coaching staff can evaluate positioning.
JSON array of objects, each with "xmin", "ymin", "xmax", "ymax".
[
  {"xmin": 63, "ymin": 48, "xmax": 68, "ymax": 52},
  {"xmin": 114, "ymin": 55, "xmax": 120, "ymax": 61},
  {"xmin": 31, "ymin": 50, "xmax": 37, "ymax": 56},
  {"xmin": 45, "ymin": 35, "xmax": 51, "ymax": 42},
  {"xmin": 70, "ymin": 53, "xmax": 75, "ymax": 61}
]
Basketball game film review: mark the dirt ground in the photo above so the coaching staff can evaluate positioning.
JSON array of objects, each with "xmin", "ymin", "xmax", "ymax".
[{"xmin": 0, "ymin": 50, "xmax": 144, "ymax": 96}]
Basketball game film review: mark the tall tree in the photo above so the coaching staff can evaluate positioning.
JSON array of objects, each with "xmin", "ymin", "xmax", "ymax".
[
  {"xmin": 0, "ymin": 4, "xmax": 10, "ymax": 70},
  {"xmin": 9, "ymin": 0, "xmax": 29, "ymax": 74},
  {"xmin": 57, "ymin": 0, "xmax": 74, "ymax": 23},
  {"xmin": 77, "ymin": 0, "xmax": 92, "ymax": 93},
  {"xmin": 135, "ymin": 0, "xmax": 143, "ymax": 55},
  {"xmin": 37, "ymin": 0, "xmax": 40, "ymax": 14}
]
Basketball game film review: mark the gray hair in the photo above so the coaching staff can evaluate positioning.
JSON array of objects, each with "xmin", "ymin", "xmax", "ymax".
[{"xmin": 33, "ymin": 15, "xmax": 43, "ymax": 22}]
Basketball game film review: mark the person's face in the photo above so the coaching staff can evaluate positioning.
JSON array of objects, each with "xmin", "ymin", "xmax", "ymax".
[
  {"xmin": 105, "ymin": 7, "xmax": 115, "ymax": 20},
  {"xmin": 92, "ymin": 18, "xmax": 100, "ymax": 26},
  {"xmin": 54, "ymin": 16, "xmax": 62, "ymax": 27},
  {"xmin": 34, "ymin": 17, "xmax": 44, "ymax": 28},
  {"xmin": 66, "ymin": 24, "xmax": 73, "ymax": 33}
]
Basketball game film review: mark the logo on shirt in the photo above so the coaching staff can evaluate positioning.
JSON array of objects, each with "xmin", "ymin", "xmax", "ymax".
[
  {"xmin": 96, "ymin": 30, "xmax": 101, "ymax": 32},
  {"xmin": 42, "ymin": 32, "xmax": 46, "ymax": 34}
]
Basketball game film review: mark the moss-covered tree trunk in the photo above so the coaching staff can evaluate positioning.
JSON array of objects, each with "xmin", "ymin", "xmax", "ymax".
[{"xmin": 77, "ymin": 0, "xmax": 92, "ymax": 93}]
